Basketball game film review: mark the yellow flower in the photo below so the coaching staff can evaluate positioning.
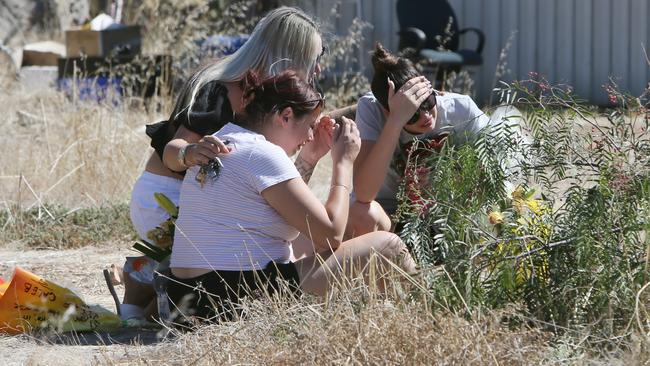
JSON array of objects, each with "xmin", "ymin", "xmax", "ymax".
[
  {"xmin": 525, "ymin": 198, "xmax": 542, "ymax": 215},
  {"xmin": 511, "ymin": 186, "xmax": 526, "ymax": 200},
  {"xmin": 146, "ymin": 226, "xmax": 173, "ymax": 249},
  {"xmin": 488, "ymin": 211, "xmax": 504, "ymax": 225},
  {"xmin": 513, "ymin": 199, "xmax": 524, "ymax": 213}
]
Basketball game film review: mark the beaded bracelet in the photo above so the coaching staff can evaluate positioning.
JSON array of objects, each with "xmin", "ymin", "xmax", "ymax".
[{"xmin": 330, "ymin": 183, "xmax": 350, "ymax": 192}]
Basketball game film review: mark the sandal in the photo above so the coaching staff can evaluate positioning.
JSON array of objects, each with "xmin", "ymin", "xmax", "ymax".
[{"xmin": 103, "ymin": 268, "xmax": 122, "ymax": 316}]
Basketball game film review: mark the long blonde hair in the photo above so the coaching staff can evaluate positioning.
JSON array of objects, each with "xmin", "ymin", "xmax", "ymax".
[{"xmin": 172, "ymin": 6, "xmax": 322, "ymax": 119}]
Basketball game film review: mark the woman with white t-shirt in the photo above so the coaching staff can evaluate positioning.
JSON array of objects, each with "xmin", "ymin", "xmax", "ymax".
[
  {"xmin": 167, "ymin": 70, "xmax": 416, "ymax": 324},
  {"xmin": 348, "ymin": 43, "xmax": 490, "ymax": 237}
]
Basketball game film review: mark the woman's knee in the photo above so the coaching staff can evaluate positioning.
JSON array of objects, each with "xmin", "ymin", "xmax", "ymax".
[
  {"xmin": 348, "ymin": 200, "xmax": 391, "ymax": 236},
  {"xmin": 369, "ymin": 232, "xmax": 416, "ymax": 273},
  {"xmin": 373, "ymin": 232, "xmax": 407, "ymax": 257}
]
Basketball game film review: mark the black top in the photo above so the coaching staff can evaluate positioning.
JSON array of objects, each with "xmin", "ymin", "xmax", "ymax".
[{"xmin": 146, "ymin": 81, "xmax": 234, "ymax": 160}]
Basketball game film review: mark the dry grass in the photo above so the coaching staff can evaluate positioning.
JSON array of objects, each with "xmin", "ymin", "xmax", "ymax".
[
  {"xmin": 0, "ymin": 77, "xmax": 334, "ymax": 210},
  {"xmin": 0, "ymin": 79, "xmax": 166, "ymax": 209},
  {"xmin": 104, "ymin": 287, "xmax": 553, "ymax": 365},
  {"xmin": 1, "ymin": 3, "xmax": 647, "ymax": 359}
]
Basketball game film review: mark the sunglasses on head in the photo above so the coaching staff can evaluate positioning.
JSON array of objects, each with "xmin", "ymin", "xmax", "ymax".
[
  {"xmin": 274, "ymin": 92, "xmax": 325, "ymax": 113},
  {"xmin": 316, "ymin": 45, "xmax": 327, "ymax": 65},
  {"xmin": 407, "ymin": 91, "xmax": 438, "ymax": 125}
]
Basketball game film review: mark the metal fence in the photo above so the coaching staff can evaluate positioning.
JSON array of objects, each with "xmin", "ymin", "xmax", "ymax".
[{"xmin": 298, "ymin": 0, "xmax": 650, "ymax": 105}]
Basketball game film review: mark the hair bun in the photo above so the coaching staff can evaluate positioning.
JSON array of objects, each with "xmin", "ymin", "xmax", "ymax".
[
  {"xmin": 371, "ymin": 42, "xmax": 397, "ymax": 72},
  {"xmin": 242, "ymin": 70, "xmax": 264, "ymax": 102}
]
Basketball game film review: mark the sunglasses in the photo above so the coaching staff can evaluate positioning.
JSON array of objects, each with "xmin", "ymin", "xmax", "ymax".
[
  {"xmin": 407, "ymin": 91, "xmax": 438, "ymax": 125},
  {"xmin": 316, "ymin": 45, "xmax": 327, "ymax": 66},
  {"xmin": 274, "ymin": 92, "xmax": 325, "ymax": 113}
]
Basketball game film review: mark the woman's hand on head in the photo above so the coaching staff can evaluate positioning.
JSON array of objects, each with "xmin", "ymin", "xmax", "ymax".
[
  {"xmin": 183, "ymin": 135, "xmax": 232, "ymax": 167},
  {"xmin": 331, "ymin": 116, "xmax": 361, "ymax": 164},
  {"xmin": 298, "ymin": 115, "xmax": 336, "ymax": 164},
  {"xmin": 386, "ymin": 76, "xmax": 433, "ymax": 127}
]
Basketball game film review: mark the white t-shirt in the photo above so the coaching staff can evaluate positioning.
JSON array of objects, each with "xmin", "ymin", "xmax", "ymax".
[
  {"xmin": 355, "ymin": 92, "xmax": 490, "ymax": 213},
  {"xmin": 170, "ymin": 123, "xmax": 301, "ymax": 271}
]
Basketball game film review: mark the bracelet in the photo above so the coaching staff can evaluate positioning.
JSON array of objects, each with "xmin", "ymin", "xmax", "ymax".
[
  {"xmin": 178, "ymin": 144, "xmax": 191, "ymax": 168},
  {"xmin": 296, "ymin": 155, "xmax": 318, "ymax": 168},
  {"xmin": 330, "ymin": 183, "xmax": 350, "ymax": 192}
]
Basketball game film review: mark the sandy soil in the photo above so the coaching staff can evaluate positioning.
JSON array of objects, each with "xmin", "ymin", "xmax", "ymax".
[{"xmin": 0, "ymin": 243, "xmax": 162, "ymax": 366}]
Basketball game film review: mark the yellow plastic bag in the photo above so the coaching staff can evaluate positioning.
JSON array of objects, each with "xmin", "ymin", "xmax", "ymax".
[
  {"xmin": 0, "ymin": 267, "xmax": 121, "ymax": 334},
  {"xmin": 0, "ymin": 277, "xmax": 7, "ymax": 298}
]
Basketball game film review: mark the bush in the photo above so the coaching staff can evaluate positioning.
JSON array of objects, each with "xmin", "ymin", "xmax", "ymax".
[{"xmin": 396, "ymin": 77, "xmax": 650, "ymax": 346}]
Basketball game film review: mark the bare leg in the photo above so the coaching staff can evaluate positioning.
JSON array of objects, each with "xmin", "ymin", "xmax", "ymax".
[
  {"xmin": 290, "ymin": 234, "xmax": 316, "ymax": 261},
  {"xmin": 346, "ymin": 200, "xmax": 392, "ymax": 238},
  {"xmin": 294, "ymin": 231, "xmax": 416, "ymax": 296},
  {"xmin": 122, "ymin": 269, "xmax": 156, "ymax": 308},
  {"xmin": 144, "ymin": 298, "xmax": 159, "ymax": 321}
]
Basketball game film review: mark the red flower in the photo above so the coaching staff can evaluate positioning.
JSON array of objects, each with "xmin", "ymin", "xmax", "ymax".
[{"xmin": 608, "ymin": 94, "xmax": 617, "ymax": 104}]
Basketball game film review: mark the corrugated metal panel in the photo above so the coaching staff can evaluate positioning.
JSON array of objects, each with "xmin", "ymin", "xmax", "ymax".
[
  {"xmin": 307, "ymin": 0, "xmax": 649, "ymax": 105},
  {"xmin": 555, "ymin": 0, "xmax": 574, "ymax": 87},
  {"xmin": 630, "ymin": 0, "xmax": 648, "ymax": 94},
  {"xmin": 574, "ymin": 0, "xmax": 593, "ymax": 100}
]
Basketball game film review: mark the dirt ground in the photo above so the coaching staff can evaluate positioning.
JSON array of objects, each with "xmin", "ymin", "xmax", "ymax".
[{"xmin": 0, "ymin": 243, "xmax": 163, "ymax": 366}]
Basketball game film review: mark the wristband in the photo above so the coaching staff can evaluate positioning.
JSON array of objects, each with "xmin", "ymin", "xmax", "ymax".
[
  {"xmin": 178, "ymin": 144, "xmax": 191, "ymax": 168},
  {"xmin": 330, "ymin": 183, "xmax": 350, "ymax": 192}
]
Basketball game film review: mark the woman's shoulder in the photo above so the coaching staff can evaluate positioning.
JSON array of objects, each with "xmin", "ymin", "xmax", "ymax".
[
  {"xmin": 201, "ymin": 80, "xmax": 227, "ymax": 96},
  {"xmin": 358, "ymin": 92, "xmax": 380, "ymax": 108},
  {"xmin": 215, "ymin": 124, "xmax": 288, "ymax": 161},
  {"xmin": 438, "ymin": 92, "xmax": 477, "ymax": 109},
  {"xmin": 356, "ymin": 92, "xmax": 384, "ymax": 122},
  {"xmin": 194, "ymin": 80, "xmax": 228, "ymax": 107}
]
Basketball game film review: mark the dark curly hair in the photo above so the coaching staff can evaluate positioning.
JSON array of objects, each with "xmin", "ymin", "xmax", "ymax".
[{"xmin": 238, "ymin": 70, "xmax": 324, "ymax": 129}]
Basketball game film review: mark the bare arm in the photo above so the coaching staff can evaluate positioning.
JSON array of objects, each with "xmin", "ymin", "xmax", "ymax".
[
  {"xmin": 263, "ymin": 117, "xmax": 360, "ymax": 251},
  {"xmin": 163, "ymin": 125, "xmax": 232, "ymax": 172},
  {"xmin": 353, "ymin": 123, "xmax": 403, "ymax": 202},
  {"xmin": 294, "ymin": 155, "xmax": 316, "ymax": 183},
  {"xmin": 353, "ymin": 77, "xmax": 432, "ymax": 202},
  {"xmin": 262, "ymin": 161, "xmax": 353, "ymax": 251},
  {"xmin": 293, "ymin": 115, "xmax": 336, "ymax": 184},
  {"xmin": 327, "ymin": 104, "xmax": 357, "ymax": 121}
]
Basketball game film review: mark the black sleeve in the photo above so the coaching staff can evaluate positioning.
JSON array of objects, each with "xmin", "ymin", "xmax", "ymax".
[
  {"xmin": 145, "ymin": 119, "xmax": 174, "ymax": 161},
  {"xmin": 172, "ymin": 81, "xmax": 234, "ymax": 136},
  {"xmin": 145, "ymin": 81, "xmax": 234, "ymax": 160}
]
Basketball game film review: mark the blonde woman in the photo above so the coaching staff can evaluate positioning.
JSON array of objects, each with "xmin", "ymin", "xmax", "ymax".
[{"xmin": 125, "ymin": 7, "xmax": 331, "ymax": 323}]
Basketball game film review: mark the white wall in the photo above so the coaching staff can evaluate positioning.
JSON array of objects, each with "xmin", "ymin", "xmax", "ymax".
[{"xmin": 309, "ymin": 0, "xmax": 650, "ymax": 105}]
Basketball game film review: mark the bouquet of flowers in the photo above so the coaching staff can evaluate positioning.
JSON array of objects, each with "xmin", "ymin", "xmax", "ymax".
[{"xmin": 132, "ymin": 193, "xmax": 178, "ymax": 262}]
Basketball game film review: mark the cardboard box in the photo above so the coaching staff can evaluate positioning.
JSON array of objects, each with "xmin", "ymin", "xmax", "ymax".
[
  {"xmin": 22, "ymin": 41, "xmax": 66, "ymax": 66},
  {"xmin": 65, "ymin": 26, "xmax": 141, "ymax": 57}
]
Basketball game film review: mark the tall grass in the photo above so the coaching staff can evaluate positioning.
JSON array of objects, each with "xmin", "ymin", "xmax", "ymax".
[
  {"xmin": 102, "ymin": 274, "xmax": 554, "ymax": 365},
  {"xmin": 0, "ymin": 83, "xmax": 160, "ymax": 208}
]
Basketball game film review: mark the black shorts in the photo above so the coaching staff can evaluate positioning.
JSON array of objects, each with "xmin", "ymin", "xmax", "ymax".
[{"xmin": 165, "ymin": 261, "xmax": 300, "ymax": 326}]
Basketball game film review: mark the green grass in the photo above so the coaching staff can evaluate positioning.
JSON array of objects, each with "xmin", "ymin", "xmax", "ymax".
[{"xmin": 0, "ymin": 204, "xmax": 137, "ymax": 249}]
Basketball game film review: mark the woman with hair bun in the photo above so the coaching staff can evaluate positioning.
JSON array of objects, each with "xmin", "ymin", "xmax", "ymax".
[
  {"xmin": 167, "ymin": 70, "xmax": 416, "ymax": 324},
  {"xmin": 348, "ymin": 43, "xmax": 489, "ymax": 236}
]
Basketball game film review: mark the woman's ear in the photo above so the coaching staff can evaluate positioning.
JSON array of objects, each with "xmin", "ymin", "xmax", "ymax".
[{"xmin": 279, "ymin": 106, "xmax": 295, "ymax": 124}]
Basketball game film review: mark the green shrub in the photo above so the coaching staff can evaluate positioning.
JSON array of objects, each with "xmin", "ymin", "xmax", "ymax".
[{"xmin": 396, "ymin": 77, "xmax": 650, "ymax": 344}]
